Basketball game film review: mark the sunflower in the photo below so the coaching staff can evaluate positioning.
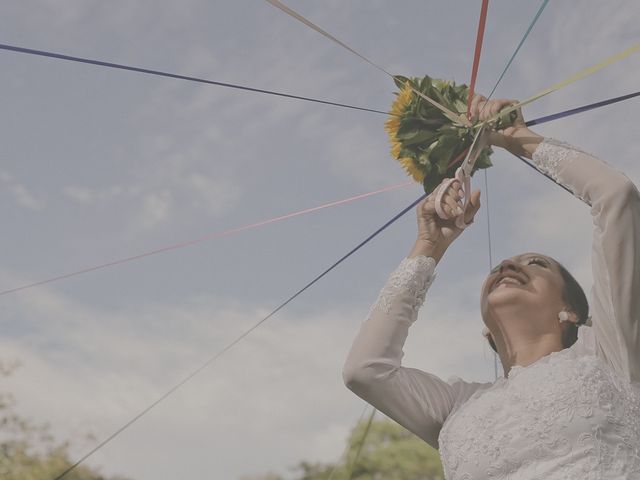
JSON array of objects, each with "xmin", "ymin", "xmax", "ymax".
[
  {"xmin": 385, "ymin": 84, "xmax": 425, "ymax": 182},
  {"xmin": 385, "ymin": 75, "xmax": 495, "ymax": 193}
]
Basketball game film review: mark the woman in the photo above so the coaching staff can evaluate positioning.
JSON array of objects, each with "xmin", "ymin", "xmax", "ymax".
[{"xmin": 343, "ymin": 97, "xmax": 640, "ymax": 479}]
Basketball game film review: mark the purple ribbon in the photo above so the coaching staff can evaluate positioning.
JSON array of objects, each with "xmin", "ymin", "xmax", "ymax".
[{"xmin": 526, "ymin": 91, "xmax": 640, "ymax": 126}]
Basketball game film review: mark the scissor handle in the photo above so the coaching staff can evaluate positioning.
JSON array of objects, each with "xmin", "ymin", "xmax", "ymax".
[
  {"xmin": 434, "ymin": 124, "xmax": 488, "ymax": 229},
  {"xmin": 434, "ymin": 167, "xmax": 473, "ymax": 229}
]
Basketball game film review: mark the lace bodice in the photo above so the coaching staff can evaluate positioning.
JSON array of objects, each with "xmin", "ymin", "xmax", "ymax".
[
  {"xmin": 439, "ymin": 324, "xmax": 640, "ymax": 479},
  {"xmin": 343, "ymin": 139, "xmax": 640, "ymax": 479}
]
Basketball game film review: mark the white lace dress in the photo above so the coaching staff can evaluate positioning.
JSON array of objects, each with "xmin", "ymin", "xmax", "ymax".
[{"xmin": 343, "ymin": 139, "xmax": 640, "ymax": 479}]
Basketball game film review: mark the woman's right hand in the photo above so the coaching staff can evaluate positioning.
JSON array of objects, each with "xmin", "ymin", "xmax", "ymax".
[
  {"xmin": 409, "ymin": 178, "xmax": 481, "ymax": 262},
  {"xmin": 470, "ymin": 95, "xmax": 543, "ymax": 159}
]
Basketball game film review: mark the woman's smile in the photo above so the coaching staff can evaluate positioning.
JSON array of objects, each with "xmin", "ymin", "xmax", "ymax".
[
  {"xmin": 490, "ymin": 272, "xmax": 528, "ymax": 292},
  {"xmin": 494, "ymin": 277, "xmax": 524, "ymax": 289}
]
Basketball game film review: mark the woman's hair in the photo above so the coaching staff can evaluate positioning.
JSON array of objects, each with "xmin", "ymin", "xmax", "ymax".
[{"xmin": 486, "ymin": 258, "xmax": 589, "ymax": 352}]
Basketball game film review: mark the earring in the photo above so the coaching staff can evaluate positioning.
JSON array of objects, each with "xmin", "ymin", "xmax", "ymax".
[{"xmin": 558, "ymin": 310, "xmax": 570, "ymax": 323}]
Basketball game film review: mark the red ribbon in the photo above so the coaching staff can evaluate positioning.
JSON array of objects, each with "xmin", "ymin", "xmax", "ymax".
[{"xmin": 467, "ymin": 0, "xmax": 490, "ymax": 119}]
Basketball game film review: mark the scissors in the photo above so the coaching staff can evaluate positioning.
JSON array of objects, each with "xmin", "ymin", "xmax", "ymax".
[
  {"xmin": 433, "ymin": 107, "xmax": 519, "ymax": 229},
  {"xmin": 433, "ymin": 124, "xmax": 488, "ymax": 229}
]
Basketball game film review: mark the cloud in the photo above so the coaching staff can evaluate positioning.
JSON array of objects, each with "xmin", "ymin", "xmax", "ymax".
[
  {"xmin": 0, "ymin": 271, "xmax": 488, "ymax": 480},
  {"xmin": 0, "ymin": 170, "xmax": 44, "ymax": 211},
  {"xmin": 63, "ymin": 184, "xmax": 129, "ymax": 204},
  {"xmin": 136, "ymin": 190, "xmax": 173, "ymax": 229},
  {"xmin": 326, "ymin": 122, "xmax": 403, "ymax": 188},
  {"xmin": 60, "ymin": 132, "xmax": 243, "ymax": 231},
  {"xmin": 2, "ymin": 1, "xmax": 639, "ymax": 479},
  {"xmin": 181, "ymin": 172, "xmax": 242, "ymax": 216}
]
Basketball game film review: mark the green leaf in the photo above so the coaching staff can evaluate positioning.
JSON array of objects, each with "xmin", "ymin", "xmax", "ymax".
[
  {"xmin": 403, "ymin": 130, "xmax": 439, "ymax": 147},
  {"xmin": 432, "ymin": 78, "xmax": 447, "ymax": 90},
  {"xmin": 431, "ymin": 136, "xmax": 459, "ymax": 174},
  {"xmin": 422, "ymin": 118, "xmax": 446, "ymax": 129},
  {"xmin": 419, "ymin": 75, "xmax": 433, "ymax": 91},
  {"xmin": 473, "ymin": 147, "xmax": 494, "ymax": 171},
  {"xmin": 421, "ymin": 157, "xmax": 432, "ymax": 174},
  {"xmin": 399, "ymin": 147, "xmax": 417, "ymax": 158},
  {"xmin": 417, "ymin": 151, "xmax": 432, "ymax": 168},
  {"xmin": 390, "ymin": 74, "xmax": 494, "ymax": 189},
  {"xmin": 418, "ymin": 103, "xmax": 446, "ymax": 120},
  {"xmin": 396, "ymin": 120, "xmax": 424, "ymax": 139},
  {"xmin": 393, "ymin": 75, "xmax": 410, "ymax": 90},
  {"xmin": 495, "ymin": 109, "xmax": 519, "ymax": 130},
  {"xmin": 454, "ymin": 99, "xmax": 467, "ymax": 114},
  {"xmin": 396, "ymin": 129, "xmax": 420, "ymax": 141},
  {"xmin": 423, "ymin": 174, "xmax": 442, "ymax": 195}
]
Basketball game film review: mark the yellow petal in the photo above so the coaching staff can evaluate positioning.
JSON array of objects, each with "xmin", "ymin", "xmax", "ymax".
[
  {"xmin": 398, "ymin": 157, "xmax": 424, "ymax": 183},
  {"xmin": 387, "ymin": 82, "xmax": 424, "ymax": 184},
  {"xmin": 391, "ymin": 142, "xmax": 402, "ymax": 158}
]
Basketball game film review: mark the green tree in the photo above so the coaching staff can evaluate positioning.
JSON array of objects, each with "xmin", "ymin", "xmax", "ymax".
[
  {"xmin": 318, "ymin": 416, "xmax": 444, "ymax": 480},
  {"xmin": 0, "ymin": 361, "xmax": 130, "ymax": 480},
  {"xmin": 244, "ymin": 414, "xmax": 444, "ymax": 480}
]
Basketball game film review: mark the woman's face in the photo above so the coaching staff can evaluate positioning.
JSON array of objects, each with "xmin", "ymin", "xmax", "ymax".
[{"xmin": 480, "ymin": 252, "xmax": 566, "ymax": 324}]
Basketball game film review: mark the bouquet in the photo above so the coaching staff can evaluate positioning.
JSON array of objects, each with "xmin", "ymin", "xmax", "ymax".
[{"xmin": 385, "ymin": 75, "xmax": 495, "ymax": 194}]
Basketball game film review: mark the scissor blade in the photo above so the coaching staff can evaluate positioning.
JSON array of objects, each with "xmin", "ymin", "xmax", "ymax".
[{"xmin": 461, "ymin": 125, "xmax": 487, "ymax": 177}]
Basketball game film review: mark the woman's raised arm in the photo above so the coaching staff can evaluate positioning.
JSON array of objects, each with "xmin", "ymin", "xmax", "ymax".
[
  {"xmin": 482, "ymin": 97, "xmax": 640, "ymax": 382},
  {"xmin": 343, "ymin": 179, "xmax": 487, "ymax": 448},
  {"xmin": 530, "ymin": 139, "xmax": 640, "ymax": 382}
]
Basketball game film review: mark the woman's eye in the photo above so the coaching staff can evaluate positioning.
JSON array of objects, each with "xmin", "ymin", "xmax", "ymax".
[
  {"xmin": 527, "ymin": 258, "xmax": 547, "ymax": 267},
  {"xmin": 489, "ymin": 257, "xmax": 548, "ymax": 274}
]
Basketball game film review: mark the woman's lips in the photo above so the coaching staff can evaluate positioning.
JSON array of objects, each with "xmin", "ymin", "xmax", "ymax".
[
  {"xmin": 491, "ymin": 273, "xmax": 528, "ymax": 292},
  {"xmin": 494, "ymin": 278, "xmax": 523, "ymax": 289}
]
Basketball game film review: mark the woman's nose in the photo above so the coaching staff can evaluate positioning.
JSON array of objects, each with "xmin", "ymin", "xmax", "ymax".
[{"xmin": 498, "ymin": 259, "xmax": 520, "ymax": 272}]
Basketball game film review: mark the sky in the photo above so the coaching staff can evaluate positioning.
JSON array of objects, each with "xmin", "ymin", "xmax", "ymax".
[{"xmin": 1, "ymin": 1, "xmax": 639, "ymax": 479}]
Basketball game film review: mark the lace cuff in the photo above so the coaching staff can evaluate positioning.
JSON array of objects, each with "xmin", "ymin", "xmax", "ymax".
[
  {"xmin": 370, "ymin": 255, "xmax": 437, "ymax": 316},
  {"xmin": 531, "ymin": 137, "xmax": 587, "ymax": 182}
]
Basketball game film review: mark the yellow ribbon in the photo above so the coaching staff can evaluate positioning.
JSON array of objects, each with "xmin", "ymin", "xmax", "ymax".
[
  {"xmin": 266, "ymin": 0, "xmax": 638, "ymax": 131},
  {"xmin": 486, "ymin": 42, "xmax": 640, "ymax": 126}
]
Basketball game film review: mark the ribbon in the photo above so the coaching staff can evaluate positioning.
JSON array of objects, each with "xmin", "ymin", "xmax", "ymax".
[
  {"xmin": 0, "ymin": 181, "xmax": 412, "ymax": 297},
  {"xmin": 265, "ymin": 0, "xmax": 465, "ymax": 125},
  {"xmin": 484, "ymin": 0, "xmax": 549, "ymax": 101},
  {"xmin": 0, "ymin": 43, "xmax": 391, "ymax": 116},
  {"xmin": 467, "ymin": 0, "xmax": 490, "ymax": 118},
  {"xmin": 2, "ymin": 42, "xmax": 636, "ymax": 128},
  {"xmin": 526, "ymin": 90, "xmax": 640, "ymax": 126},
  {"xmin": 50, "ymin": 193, "xmax": 425, "ymax": 480},
  {"xmin": 486, "ymin": 42, "xmax": 640, "ymax": 126}
]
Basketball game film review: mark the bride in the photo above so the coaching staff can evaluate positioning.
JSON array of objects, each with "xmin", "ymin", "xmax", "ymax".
[{"xmin": 343, "ymin": 97, "xmax": 640, "ymax": 479}]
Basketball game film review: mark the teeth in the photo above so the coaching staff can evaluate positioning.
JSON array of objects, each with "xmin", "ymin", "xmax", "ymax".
[{"xmin": 495, "ymin": 277, "xmax": 523, "ymax": 289}]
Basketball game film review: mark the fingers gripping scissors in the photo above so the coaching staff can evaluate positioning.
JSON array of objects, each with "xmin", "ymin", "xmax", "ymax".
[{"xmin": 433, "ymin": 125, "xmax": 489, "ymax": 229}]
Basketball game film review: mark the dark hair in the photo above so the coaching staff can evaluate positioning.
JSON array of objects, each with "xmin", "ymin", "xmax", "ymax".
[{"xmin": 487, "ymin": 258, "xmax": 589, "ymax": 352}]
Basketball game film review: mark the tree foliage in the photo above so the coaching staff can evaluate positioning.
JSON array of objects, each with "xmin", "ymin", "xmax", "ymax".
[
  {"xmin": 243, "ymin": 414, "xmax": 444, "ymax": 480},
  {"xmin": 0, "ymin": 361, "xmax": 130, "ymax": 480}
]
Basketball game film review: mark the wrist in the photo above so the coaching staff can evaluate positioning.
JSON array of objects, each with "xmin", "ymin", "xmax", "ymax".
[
  {"xmin": 509, "ymin": 128, "xmax": 543, "ymax": 159},
  {"xmin": 408, "ymin": 240, "xmax": 446, "ymax": 263}
]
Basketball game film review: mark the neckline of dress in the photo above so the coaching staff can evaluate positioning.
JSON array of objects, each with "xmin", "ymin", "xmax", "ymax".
[{"xmin": 506, "ymin": 347, "xmax": 568, "ymax": 379}]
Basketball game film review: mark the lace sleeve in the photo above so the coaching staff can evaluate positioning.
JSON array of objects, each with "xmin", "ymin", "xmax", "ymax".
[
  {"xmin": 343, "ymin": 256, "xmax": 486, "ymax": 448},
  {"xmin": 369, "ymin": 255, "xmax": 436, "ymax": 316},
  {"xmin": 532, "ymin": 138, "xmax": 640, "ymax": 382}
]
